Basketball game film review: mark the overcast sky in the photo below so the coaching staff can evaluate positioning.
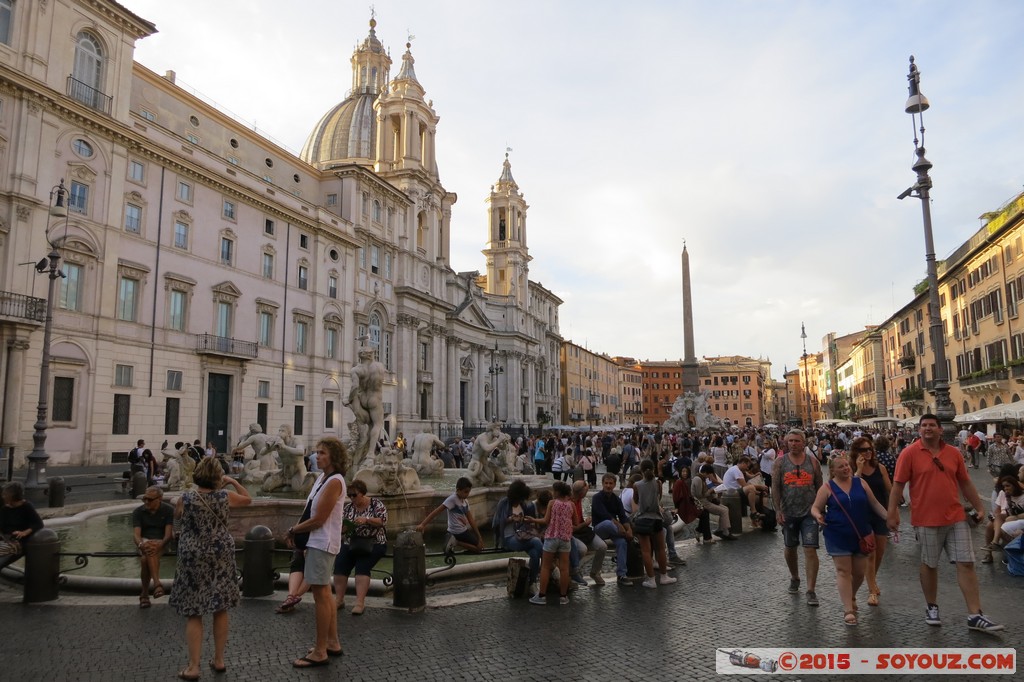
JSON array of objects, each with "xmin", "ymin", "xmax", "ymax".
[{"xmin": 126, "ymin": 0, "xmax": 1024, "ymax": 380}]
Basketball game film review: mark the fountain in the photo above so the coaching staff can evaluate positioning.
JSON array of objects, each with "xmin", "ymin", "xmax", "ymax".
[{"xmin": 663, "ymin": 391, "xmax": 723, "ymax": 431}]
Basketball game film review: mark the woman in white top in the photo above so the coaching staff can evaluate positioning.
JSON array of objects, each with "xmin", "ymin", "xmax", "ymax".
[
  {"xmin": 759, "ymin": 439, "xmax": 778, "ymax": 491},
  {"xmin": 287, "ymin": 437, "xmax": 347, "ymax": 668}
]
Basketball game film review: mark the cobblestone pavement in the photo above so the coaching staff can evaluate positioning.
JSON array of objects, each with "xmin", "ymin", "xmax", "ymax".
[{"xmin": 1, "ymin": 467, "xmax": 1020, "ymax": 680}]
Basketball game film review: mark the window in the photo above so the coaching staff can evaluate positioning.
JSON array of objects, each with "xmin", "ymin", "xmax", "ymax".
[
  {"xmin": 325, "ymin": 327, "xmax": 337, "ymax": 359},
  {"xmin": 326, "ymin": 193, "xmax": 337, "ymax": 206},
  {"xmin": 328, "ymin": 275, "xmax": 338, "ymax": 299},
  {"xmin": 220, "ymin": 238, "xmax": 233, "ymax": 266},
  {"xmin": 128, "ymin": 160, "xmax": 145, "ymax": 182},
  {"xmin": 215, "ymin": 301, "xmax": 232, "ymax": 338},
  {"xmin": 262, "ymin": 253, "xmax": 274, "ymax": 279},
  {"xmin": 59, "ymin": 263, "xmax": 82, "ymax": 311},
  {"xmin": 257, "ymin": 380, "xmax": 271, "ymax": 399},
  {"xmin": 112, "ymin": 394, "xmax": 130, "ymax": 434},
  {"xmin": 418, "ymin": 340, "xmax": 429, "ymax": 371},
  {"xmin": 384, "ymin": 253, "xmax": 391, "ymax": 279},
  {"xmin": 177, "ymin": 181, "xmax": 192, "ymax": 202},
  {"xmin": 370, "ymin": 246, "xmax": 379, "ymax": 274},
  {"xmin": 295, "ymin": 321, "xmax": 308, "ymax": 353},
  {"xmin": 325, "ymin": 400, "xmax": 335, "ymax": 429},
  {"xmin": 299, "ymin": 234, "xmax": 309, "ymax": 250},
  {"xmin": 165, "ymin": 398, "xmax": 180, "ymax": 435},
  {"xmin": 72, "ymin": 32, "xmax": 104, "ymax": 108},
  {"xmin": 140, "ymin": 109, "xmax": 156, "ymax": 122},
  {"xmin": 223, "ymin": 199, "xmax": 236, "ymax": 220},
  {"xmin": 258, "ymin": 311, "xmax": 273, "ymax": 347},
  {"xmin": 166, "ymin": 370, "xmax": 183, "ymax": 391},
  {"xmin": 361, "ymin": 192, "xmax": 369, "ymax": 215},
  {"xmin": 293, "ymin": 405, "xmax": 304, "ymax": 436},
  {"xmin": 114, "ymin": 364, "xmax": 133, "ymax": 387},
  {"xmin": 169, "ymin": 290, "xmax": 186, "ymax": 331},
  {"xmin": 264, "ymin": 219, "xmax": 275, "ymax": 236},
  {"xmin": 383, "ymin": 331, "xmax": 392, "ymax": 371},
  {"xmin": 186, "ymin": 133, "xmax": 199, "ymax": 145},
  {"xmin": 358, "ymin": 247, "xmax": 366, "ymax": 268},
  {"xmin": 124, "ymin": 203, "xmax": 142, "ymax": 233},
  {"xmin": 295, "ymin": 385, "xmax": 306, "ymax": 401},
  {"xmin": 373, "ymin": 200, "xmax": 382, "ymax": 222},
  {"xmin": 297, "ymin": 265, "xmax": 308, "ymax": 290},
  {"xmin": 52, "ymin": 377, "xmax": 75, "ymax": 422},
  {"xmin": 72, "ymin": 139, "xmax": 93, "ymax": 157},
  {"xmin": 173, "ymin": 221, "xmax": 189, "ymax": 249},
  {"xmin": 69, "ymin": 181, "xmax": 88, "ymax": 214},
  {"xmin": 369, "ymin": 313, "xmax": 381, "ymax": 349},
  {"xmin": 117, "ymin": 277, "xmax": 138, "ymax": 321},
  {"xmin": 0, "ymin": 0, "xmax": 12, "ymax": 45}
]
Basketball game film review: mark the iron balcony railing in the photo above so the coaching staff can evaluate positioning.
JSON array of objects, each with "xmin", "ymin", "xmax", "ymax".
[
  {"xmin": 194, "ymin": 334, "xmax": 257, "ymax": 359},
  {"xmin": 66, "ymin": 76, "xmax": 112, "ymax": 114},
  {"xmin": 0, "ymin": 291, "xmax": 46, "ymax": 322}
]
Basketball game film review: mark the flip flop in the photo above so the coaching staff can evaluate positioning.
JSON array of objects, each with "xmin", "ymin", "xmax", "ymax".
[
  {"xmin": 178, "ymin": 670, "xmax": 200, "ymax": 681},
  {"xmin": 308, "ymin": 647, "xmax": 343, "ymax": 658},
  {"xmin": 209, "ymin": 660, "xmax": 227, "ymax": 673},
  {"xmin": 292, "ymin": 656, "xmax": 330, "ymax": 668}
]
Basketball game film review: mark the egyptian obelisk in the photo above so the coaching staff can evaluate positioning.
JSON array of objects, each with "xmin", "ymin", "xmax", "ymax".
[{"xmin": 681, "ymin": 244, "xmax": 699, "ymax": 394}]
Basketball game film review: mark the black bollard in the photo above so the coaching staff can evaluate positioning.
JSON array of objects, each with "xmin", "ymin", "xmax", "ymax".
[
  {"xmin": 24, "ymin": 528, "xmax": 60, "ymax": 603},
  {"xmin": 242, "ymin": 525, "xmax": 276, "ymax": 598},
  {"xmin": 47, "ymin": 477, "xmax": 66, "ymax": 508},
  {"xmin": 130, "ymin": 471, "xmax": 148, "ymax": 498},
  {"xmin": 392, "ymin": 529, "xmax": 426, "ymax": 611}
]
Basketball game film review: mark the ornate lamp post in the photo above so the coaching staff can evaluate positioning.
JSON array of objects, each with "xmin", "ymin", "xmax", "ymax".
[
  {"xmin": 24, "ymin": 180, "xmax": 69, "ymax": 502},
  {"xmin": 898, "ymin": 56, "xmax": 956, "ymax": 441},
  {"xmin": 488, "ymin": 342, "xmax": 504, "ymax": 423},
  {"xmin": 801, "ymin": 323, "xmax": 812, "ymax": 428}
]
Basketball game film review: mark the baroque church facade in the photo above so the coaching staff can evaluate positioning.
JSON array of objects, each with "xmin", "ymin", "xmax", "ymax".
[{"xmin": 0, "ymin": 2, "xmax": 561, "ymax": 466}]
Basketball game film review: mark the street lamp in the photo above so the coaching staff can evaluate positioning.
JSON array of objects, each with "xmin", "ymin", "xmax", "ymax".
[
  {"xmin": 24, "ymin": 179, "xmax": 69, "ymax": 502},
  {"xmin": 488, "ymin": 341, "xmax": 504, "ymax": 423},
  {"xmin": 898, "ymin": 56, "xmax": 956, "ymax": 441},
  {"xmin": 801, "ymin": 322, "xmax": 812, "ymax": 428}
]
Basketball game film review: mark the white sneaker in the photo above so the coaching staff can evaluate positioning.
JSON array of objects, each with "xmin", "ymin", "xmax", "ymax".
[
  {"xmin": 528, "ymin": 594, "xmax": 545, "ymax": 605},
  {"xmin": 641, "ymin": 577, "xmax": 657, "ymax": 589},
  {"xmin": 658, "ymin": 574, "xmax": 677, "ymax": 585}
]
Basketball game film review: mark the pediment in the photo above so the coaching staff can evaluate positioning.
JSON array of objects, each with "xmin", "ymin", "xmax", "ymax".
[
  {"xmin": 212, "ymin": 281, "xmax": 242, "ymax": 298},
  {"xmin": 450, "ymin": 298, "xmax": 493, "ymax": 330}
]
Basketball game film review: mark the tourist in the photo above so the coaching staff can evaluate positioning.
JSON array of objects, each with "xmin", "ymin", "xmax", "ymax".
[
  {"xmin": 709, "ymin": 435, "xmax": 729, "ymax": 476},
  {"xmin": 274, "ymin": 552, "xmax": 310, "ymax": 614},
  {"xmin": 633, "ymin": 460, "xmax": 678, "ymax": 588},
  {"xmin": 810, "ymin": 455, "xmax": 889, "ymax": 625},
  {"xmin": 570, "ymin": 480, "xmax": 607, "ymax": 585},
  {"xmin": 0, "ymin": 481, "xmax": 44, "ymax": 572},
  {"xmin": 528, "ymin": 481, "xmax": 578, "ymax": 605},
  {"xmin": 986, "ymin": 433, "xmax": 1012, "ymax": 476},
  {"xmin": 533, "ymin": 436, "xmax": 547, "ymax": 476},
  {"xmin": 886, "ymin": 414, "xmax": 1003, "ymax": 632},
  {"xmin": 591, "ymin": 473, "xmax": 635, "ymax": 585},
  {"xmin": 168, "ymin": 458, "xmax": 251, "ymax": 680},
  {"xmin": 415, "ymin": 477, "xmax": 484, "ymax": 552},
  {"xmin": 694, "ymin": 464, "xmax": 734, "ymax": 540},
  {"xmin": 673, "ymin": 465, "xmax": 712, "ymax": 543},
  {"xmin": 128, "ymin": 439, "xmax": 146, "ymax": 476},
  {"xmin": 851, "ymin": 436, "xmax": 891, "ymax": 606},
  {"xmin": 720, "ymin": 455, "xmax": 768, "ymax": 527},
  {"xmin": 772, "ymin": 429, "xmax": 823, "ymax": 606},
  {"xmin": 205, "ymin": 441, "xmax": 216, "ymax": 458},
  {"xmin": 132, "ymin": 486, "xmax": 173, "ymax": 608},
  {"xmin": 981, "ymin": 476, "xmax": 1024, "ymax": 563},
  {"xmin": 333, "ymin": 479, "xmax": 387, "ymax": 616},
  {"xmin": 550, "ymin": 449, "xmax": 567, "ymax": 481},
  {"xmin": 759, "ymin": 438, "xmax": 777, "ymax": 491},
  {"xmin": 493, "ymin": 479, "xmax": 542, "ymax": 589},
  {"xmin": 287, "ymin": 437, "xmax": 347, "ymax": 667},
  {"xmin": 579, "ymin": 447, "xmax": 597, "ymax": 487}
]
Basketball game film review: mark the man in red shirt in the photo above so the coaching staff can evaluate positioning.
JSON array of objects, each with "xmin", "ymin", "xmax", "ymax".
[{"xmin": 886, "ymin": 414, "xmax": 1003, "ymax": 632}]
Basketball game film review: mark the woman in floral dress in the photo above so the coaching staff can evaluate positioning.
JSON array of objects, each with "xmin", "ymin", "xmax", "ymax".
[{"xmin": 169, "ymin": 458, "xmax": 251, "ymax": 680}]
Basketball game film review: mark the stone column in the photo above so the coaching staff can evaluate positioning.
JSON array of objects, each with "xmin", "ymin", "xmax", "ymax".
[
  {"xmin": 446, "ymin": 334, "xmax": 459, "ymax": 423},
  {"xmin": 1, "ymin": 338, "xmax": 29, "ymax": 448}
]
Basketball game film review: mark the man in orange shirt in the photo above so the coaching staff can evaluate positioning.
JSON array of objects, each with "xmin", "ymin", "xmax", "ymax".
[{"xmin": 887, "ymin": 414, "xmax": 1003, "ymax": 632}]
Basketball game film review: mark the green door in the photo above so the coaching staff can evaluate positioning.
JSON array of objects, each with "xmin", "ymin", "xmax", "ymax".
[{"xmin": 206, "ymin": 373, "xmax": 231, "ymax": 453}]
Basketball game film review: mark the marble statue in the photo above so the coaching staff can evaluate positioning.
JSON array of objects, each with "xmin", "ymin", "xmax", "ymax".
[
  {"xmin": 232, "ymin": 423, "xmax": 277, "ymax": 480},
  {"xmin": 160, "ymin": 442, "xmax": 194, "ymax": 490},
  {"xmin": 257, "ymin": 424, "xmax": 316, "ymax": 494},
  {"xmin": 353, "ymin": 445, "xmax": 421, "ymax": 495},
  {"xmin": 344, "ymin": 347, "xmax": 385, "ymax": 471},
  {"xmin": 466, "ymin": 421, "xmax": 511, "ymax": 487},
  {"xmin": 409, "ymin": 430, "xmax": 446, "ymax": 477},
  {"xmin": 664, "ymin": 391, "xmax": 723, "ymax": 432}
]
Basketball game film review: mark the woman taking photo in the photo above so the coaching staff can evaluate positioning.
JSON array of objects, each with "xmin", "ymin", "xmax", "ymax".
[
  {"xmin": 333, "ymin": 479, "xmax": 387, "ymax": 616},
  {"xmin": 168, "ymin": 458, "xmax": 251, "ymax": 680},
  {"xmin": 287, "ymin": 437, "xmax": 347, "ymax": 668},
  {"xmin": 851, "ymin": 436, "xmax": 892, "ymax": 606},
  {"xmin": 633, "ymin": 459, "xmax": 677, "ymax": 588},
  {"xmin": 810, "ymin": 455, "xmax": 888, "ymax": 626},
  {"xmin": 493, "ymin": 479, "xmax": 542, "ymax": 590}
]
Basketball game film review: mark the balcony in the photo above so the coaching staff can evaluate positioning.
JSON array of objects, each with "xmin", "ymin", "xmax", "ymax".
[
  {"xmin": 0, "ymin": 291, "xmax": 46, "ymax": 324},
  {"xmin": 67, "ymin": 76, "xmax": 112, "ymax": 114},
  {"xmin": 958, "ymin": 367, "xmax": 1008, "ymax": 393},
  {"xmin": 898, "ymin": 354, "xmax": 916, "ymax": 370},
  {"xmin": 1013, "ymin": 363, "xmax": 1024, "ymax": 382},
  {"xmin": 899, "ymin": 386, "xmax": 924, "ymax": 407},
  {"xmin": 194, "ymin": 334, "xmax": 257, "ymax": 359}
]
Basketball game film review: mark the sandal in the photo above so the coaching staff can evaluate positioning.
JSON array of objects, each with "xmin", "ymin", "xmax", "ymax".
[
  {"xmin": 867, "ymin": 592, "xmax": 880, "ymax": 606},
  {"xmin": 139, "ymin": 595, "xmax": 151, "ymax": 609},
  {"xmin": 152, "ymin": 585, "xmax": 166, "ymax": 599},
  {"xmin": 275, "ymin": 594, "xmax": 302, "ymax": 614},
  {"xmin": 844, "ymin": 611, "xmax": 858, "ymax": 626},
  {"xmin": 350, "ymin": 603, "xmax": 365, "ymax": 616},
  {"xmin": 178, "ymin": 669, "xmax": 200, "ymax": 681}
]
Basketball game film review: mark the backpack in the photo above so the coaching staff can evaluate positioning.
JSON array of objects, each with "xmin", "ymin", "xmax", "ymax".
[{"xmin": 1004, "ymin": 535, "xmax": 1024, "ymax": 577}]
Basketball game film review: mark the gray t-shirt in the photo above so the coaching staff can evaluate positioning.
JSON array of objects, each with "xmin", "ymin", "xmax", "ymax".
[
  {"xmin": 773, "ymin": 454, "xmax": 821, "ymax": 519},
  {"xmin": 633, "ymin": 478, "xmax": 662, "ymax": 520}
]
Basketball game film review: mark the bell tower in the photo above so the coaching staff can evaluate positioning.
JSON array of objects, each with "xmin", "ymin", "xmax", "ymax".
[
  {"xmin": 374, "ymin": 40, "xmax": 439, "ymax": 179},
  {"xmin": 483, "ymin": 152, "xmax": 531, "ymax": 308}
]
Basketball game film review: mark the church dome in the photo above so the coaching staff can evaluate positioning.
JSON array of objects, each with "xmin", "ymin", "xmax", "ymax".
[{"xmin": 300, "ymin": 18, "xmax": 391, "ymax": 170}]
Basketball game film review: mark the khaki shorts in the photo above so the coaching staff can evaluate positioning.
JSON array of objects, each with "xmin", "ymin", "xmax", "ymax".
[
  {"xmin": 915, "ymin": 521, "xmax": 975, "ymax": 568},
  {"xmin": 303, "ymin": 547, "xmax": 337, "ymax": 586}
]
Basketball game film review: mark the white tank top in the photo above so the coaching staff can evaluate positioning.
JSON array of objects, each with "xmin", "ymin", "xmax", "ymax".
[{"xmin": 307, "ymin": 472, "xmax": 346, "ymax": 554}]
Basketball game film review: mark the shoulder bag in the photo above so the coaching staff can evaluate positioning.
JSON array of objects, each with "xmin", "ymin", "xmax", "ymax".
[{"xmin": 293, "ymin": 473, "xmax": 338, "ymax": 549}]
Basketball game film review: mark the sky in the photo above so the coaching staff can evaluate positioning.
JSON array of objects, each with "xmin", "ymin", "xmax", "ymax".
[{"xmin": 125, "ymin": 0, "xmax": 1024, "ymax": 380}]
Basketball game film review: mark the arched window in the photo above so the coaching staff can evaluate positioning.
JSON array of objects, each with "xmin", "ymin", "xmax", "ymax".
[
  {"xmin": 72, "ymin": 32, "xmax": 105, "ymax": 110},
  {"xmin": 369, "ymin": 312, "xmax": 381, "ymax": 349}
]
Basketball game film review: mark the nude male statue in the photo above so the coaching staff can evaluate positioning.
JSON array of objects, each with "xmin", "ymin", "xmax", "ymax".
[{"xmin": 345, "ymin": 347, "xmax": 385, "ymax": 470}]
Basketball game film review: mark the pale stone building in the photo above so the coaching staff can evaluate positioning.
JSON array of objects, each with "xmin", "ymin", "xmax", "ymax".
[
  {"xmin": 0, "ymin": 3, "xmax": 560, "ymax": 467},
  {"xmin": 560, "ymin": 342, "xmax": 619, "ymax": 428}
]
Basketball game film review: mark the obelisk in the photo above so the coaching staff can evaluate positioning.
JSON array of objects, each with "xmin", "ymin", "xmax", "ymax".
[{"xmin": 681, "ymin": 244, "xmax": 699, "ymax": 394}]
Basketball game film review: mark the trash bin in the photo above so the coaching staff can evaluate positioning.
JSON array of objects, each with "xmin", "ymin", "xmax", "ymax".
[
  {"xmin": 721, "ymin": 491, "xmax": 744, "ymax": 535},
  {"xmin": 392, "ymin": 529, "xmax": 425, "ymax": 611},
  {"xmin": 47, "ymin": 477, "xmax": 66, "ymax": 508},
  {"xmin": 242, "ymin": 525, "xmax": 276, "ymax": 598},
  {"xmin": 24, "ymin": 528, "xmax": 60, "ymax": 603}
]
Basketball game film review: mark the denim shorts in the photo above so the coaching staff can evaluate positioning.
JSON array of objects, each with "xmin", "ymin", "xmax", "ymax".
[
  {"xmin": 542, "ymin": 537, "xmax": 571, "ymax": 553},
  {"xmin": 782, "ymin": 515, "xmax": 820, "ymax": 548}
]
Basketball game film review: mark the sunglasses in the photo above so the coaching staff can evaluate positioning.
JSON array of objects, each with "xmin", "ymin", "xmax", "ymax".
[
  {"xmin": 348, "ymin": 492, "xmax": 361, "ymax": 498},
  {"xmin": 143, "ymin": 496, "xmax": 160, "ymax": 502},
  {"xmin": 854, "ymin": 447, "xmax": 873, "ymax": 453}
]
